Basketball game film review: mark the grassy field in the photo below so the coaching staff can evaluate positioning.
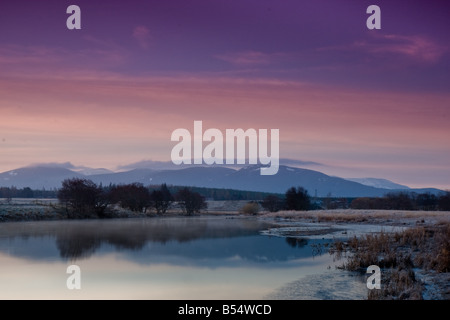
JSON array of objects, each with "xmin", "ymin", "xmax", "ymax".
[
  {"xmin": 0, "ymin": 198, "xmax": 63, "ymax": 221},
  {"xmin": 261, "ymin": 209, "xmax": 450, "ymax": 226}
]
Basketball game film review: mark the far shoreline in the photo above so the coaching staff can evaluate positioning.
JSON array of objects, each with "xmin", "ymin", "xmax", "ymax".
[{"xmin": 1, "ymin": 198, "xmax": 449, "ymax": 225}]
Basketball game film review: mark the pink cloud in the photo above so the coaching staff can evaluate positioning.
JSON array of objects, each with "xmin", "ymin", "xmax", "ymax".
[
  {"xmin": 132, "ymin": 26, "xmax": 151, "ymax": 49},
  {"xmin": 0, "ymin": 45, "xmax": 65, "ymax": 65},
  {"xmin": 318, "ymin": 34, "xmax": 447, "ymax": 64},
  {"xmin": 357, "ymin": 34, "xmax": 447, "ymax": 63},
  {"xmin": 1, "ymin": 71, "xmax": 449, "ymax": 188},
  {"xmin": 0, "ymin": 43, "xmax": 128, "ymax": 75}
]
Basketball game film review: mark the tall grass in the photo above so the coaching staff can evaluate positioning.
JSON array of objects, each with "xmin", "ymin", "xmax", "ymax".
[{"xmin": 330, "ymin": 223, "xmax": 450, "ymax": 299}]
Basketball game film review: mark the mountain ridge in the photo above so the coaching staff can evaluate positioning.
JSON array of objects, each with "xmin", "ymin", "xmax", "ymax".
[{"xmin": 0, "ymin": 164, "xmax": 443, "ymax": 197}]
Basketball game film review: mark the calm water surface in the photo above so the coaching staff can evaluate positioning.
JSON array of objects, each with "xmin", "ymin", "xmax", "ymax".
[{"xmin": 0, "ymin": 216, "xmax": 367, "ymax": 299}]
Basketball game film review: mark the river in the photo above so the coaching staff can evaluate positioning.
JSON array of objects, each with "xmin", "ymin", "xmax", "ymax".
[{"xmin": 0, "ymin": 216, "xmax": 369, "ymax": 299}]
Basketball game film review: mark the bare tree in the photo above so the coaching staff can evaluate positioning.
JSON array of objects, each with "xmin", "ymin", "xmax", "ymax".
[
  {"xmin": 175, "ymin": 188, "xmax": 207, "ymax": 215},
  {"xmin": 109, "ymin": 183, "xmax": 151, "ymax": 213},
  {"xmin": 151, "ymin": 184, "xmax": 173, "ymax": 214}
]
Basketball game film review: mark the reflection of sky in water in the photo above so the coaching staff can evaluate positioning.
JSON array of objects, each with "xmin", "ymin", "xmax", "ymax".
[
  {"xmin": 101, "ymin": 236, "xmax": 329, "ymax": 268},
  {"xmin": 0, "ymin": 233, "xmax": 329, "ymax": 267},
  {"xmin": 0, "ymin": 217, "xmax": 364, "ymax": 299},
  {"xmin": 0, "ymin": 253, "xmax": 337, "ymax": 299}
]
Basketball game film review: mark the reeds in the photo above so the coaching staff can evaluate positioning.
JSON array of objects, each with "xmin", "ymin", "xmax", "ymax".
[{"xmin": 330, "ymin": 223, "xmax": 450, "ymax": 299}]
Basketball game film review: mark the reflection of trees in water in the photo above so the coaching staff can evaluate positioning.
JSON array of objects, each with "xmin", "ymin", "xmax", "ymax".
[
  {"xmin": 0, "ymin": 218, "xmax": 320, "ymax": 262},
  {"xmin": 54, "ymin": 222, "xmax": 204, "ymax": 260},
  {"xmin": 56, "ymin": 233, "xmax": 150, "ymax": 260},
  {"xmin": 55, "ymin": 226, "xmax": 155, "ymax": 259},
  {"xmin": 46, "ymin": 218, "xmax": 273, "ymax": 260},
  {"xmin": 285, "ymin": 237, "xmax": 308, "ymax": 248},
  {"xmin": 104, "ymin": 234, "xmax": 148, "ymax": 250},
  {"xmin": 56, "ymin": 236, "xmax": 101, "ymax": 260}
]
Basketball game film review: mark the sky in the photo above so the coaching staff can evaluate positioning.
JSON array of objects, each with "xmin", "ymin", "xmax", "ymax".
[{"xmin": 0, "ymin": 0, "xmax": 449, "ymax": 189}]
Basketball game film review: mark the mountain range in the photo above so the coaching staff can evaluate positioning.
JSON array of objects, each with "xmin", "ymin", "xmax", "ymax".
[{"xmin": 0, "ymin": 163, "xmax": 443, "ymax": 197}]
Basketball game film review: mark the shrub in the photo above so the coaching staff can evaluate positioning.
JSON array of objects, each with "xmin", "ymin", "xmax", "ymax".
[
  {"xmin": 240, "ymin": 202, "xmax": 260, "ymax": 215},
  {"xmin": 261, "ymin": 195, "xmax": 282, "ymax": 212}
]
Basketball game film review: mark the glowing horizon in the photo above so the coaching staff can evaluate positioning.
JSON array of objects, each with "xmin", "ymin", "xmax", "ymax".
[{"xmin": 1, "ymin": 1, "xmax": 449, "ymax": 189}]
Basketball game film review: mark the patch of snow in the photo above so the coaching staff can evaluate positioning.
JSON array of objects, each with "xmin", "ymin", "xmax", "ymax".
[
  {"xmin": 346, "ymin": 177, "xmax": 409, "ymax": 190},
  {"xmin": 75, "ymin": 168, "xmax": 113, "ymax": 175}
]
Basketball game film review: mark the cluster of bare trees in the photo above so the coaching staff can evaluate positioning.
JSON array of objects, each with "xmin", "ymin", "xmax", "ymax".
[
  {"xmin": 260, "ymin": 186, "xmax": 311, "ymax": 212},
  {"xmin": 57, "ymin": 178, "xmax": 207, "ymax": 219},
  {"xmin": 109, "ymin": 183, "xmax": 173, "ymax": 214},
  {"xmin": 58, "ymin": 179, "xmax": 109, "ymax": 218}
]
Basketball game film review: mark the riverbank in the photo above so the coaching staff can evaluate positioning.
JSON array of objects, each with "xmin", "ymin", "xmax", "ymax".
[
  {"xmin": 4, "ymin": 199, "xmax": 448, "ymax": 226},
  {"xmin": 0, "ymin": 198, "xmax": 247, "ymax": 222},
  {"xmin": 260, "ymin": 210, "xmax": 450, "ymax": 300}
]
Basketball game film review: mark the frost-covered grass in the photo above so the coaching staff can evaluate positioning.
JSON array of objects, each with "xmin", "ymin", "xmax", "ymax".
[
  {"xmin": 329, "ymin": 223, "xmax": 450, "ymax": 300},
  {"xmin": 261, "ymin": 209, "xmax": 450, "ymax": 226},
  {"xmin": 0, "ymin": 198, "xmax": 213, "ymax": 222},
  {"xmin": 0, "ymin": 200, "xmax": 64, "ymax": 221},
  {"xmin": 260, "ymin": 209, "xmax": 450, "ymax": 300}
]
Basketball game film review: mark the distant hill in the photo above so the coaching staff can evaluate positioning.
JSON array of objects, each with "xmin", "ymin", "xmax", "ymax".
[
  {"xmin": 0, "ymin": 166, "xmax": 83, "ymax": 190},
  {"xmin": 89, "ymin": 165, "xmax": 386, "ymax": 197},
  {"xmin": 0, "ymin": 164, "xmax": 443, "ymax": 197},
  {"xmin": 345, "ymin": 178, "xmax": 410, "ymax": 190}
]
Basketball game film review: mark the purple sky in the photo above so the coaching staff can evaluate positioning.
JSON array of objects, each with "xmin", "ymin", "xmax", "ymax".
[{"xmin": 0, "ymin": 0, "xmax": 449, "ymax": 189}]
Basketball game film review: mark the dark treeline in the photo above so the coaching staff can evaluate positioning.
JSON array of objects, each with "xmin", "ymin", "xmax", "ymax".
[
  {"xmin": 149, "ymin": 185, "xmax": 276, "ymax": 201},
  {"xmin": 350, "ymin": 192, "xmax": 450, "ymax": 211},
  {"xmin": 3, "ymin": 184, "xmax": 450, "ymax": 212},
  {"xmin": 260, "ymin": 190, "xmax": 450, "ymax": 212},
  {"xmin": 0, "ymin": 185, "xmax": 277, "ymax": 201},
  {"xmin": 0, "ymin": 187, "xmax": 57, "ymax": 199}
]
